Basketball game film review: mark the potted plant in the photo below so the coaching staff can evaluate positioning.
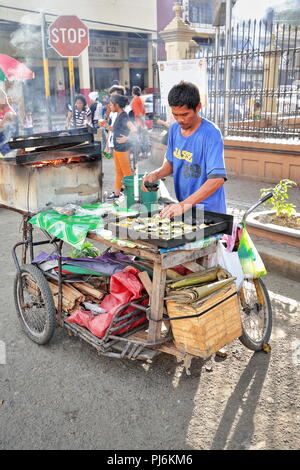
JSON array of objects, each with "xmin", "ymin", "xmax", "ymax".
[{"xmin": 247, "ymin": 179, "xmax": 300, "ymax": 248}]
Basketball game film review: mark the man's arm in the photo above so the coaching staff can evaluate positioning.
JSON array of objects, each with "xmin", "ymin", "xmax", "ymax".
[
  {"xmin": 160, "ymin": 177, "xmax": 225, "ymax": 218},
  {"xmin": 141, "ymin": 160, "xmax": 173, "ymax": 192}
]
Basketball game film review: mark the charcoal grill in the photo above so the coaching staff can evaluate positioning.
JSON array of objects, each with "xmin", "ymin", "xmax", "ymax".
[{"xmin": 0, "ymin": 127, "xmax": 102, "ymax": 213}]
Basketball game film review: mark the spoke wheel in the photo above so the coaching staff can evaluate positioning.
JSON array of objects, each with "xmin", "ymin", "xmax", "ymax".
[
  {"xmin": 14, "ymin": 264, "xmax": 56, "ymax": 344},
  {"xmin": 238, "ymin": 278, "xmax": 272, "ymax": 351}
]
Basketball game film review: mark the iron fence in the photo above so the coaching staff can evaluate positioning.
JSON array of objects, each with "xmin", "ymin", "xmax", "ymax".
[{"xmin": 154, "ymin": 20, "xmax": 300, "ymax": 141}]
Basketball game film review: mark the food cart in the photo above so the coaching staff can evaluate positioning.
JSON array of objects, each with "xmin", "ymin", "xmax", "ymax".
[{"xmin": 1, "ymin": 129, "xmax": 273, "ymax": 372}]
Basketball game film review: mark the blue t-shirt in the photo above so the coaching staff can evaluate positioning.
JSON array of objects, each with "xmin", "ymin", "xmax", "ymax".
[{"xmin": 166, "ymin": 118, "xmax": 227, "ymax": 213}]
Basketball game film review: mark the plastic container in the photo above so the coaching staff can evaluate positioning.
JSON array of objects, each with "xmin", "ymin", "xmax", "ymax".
[{"xmin": 122, "ymin": 174, "xmax": 159, "ymax": 212}]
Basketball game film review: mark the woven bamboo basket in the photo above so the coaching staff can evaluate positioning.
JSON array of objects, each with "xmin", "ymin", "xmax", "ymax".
[{"xmin": 166, "ymin": 283, "xmax": 242, "ymax": 359}]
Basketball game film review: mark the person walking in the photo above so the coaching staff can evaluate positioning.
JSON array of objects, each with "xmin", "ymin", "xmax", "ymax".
[
  {"xmin": 65, "ymin": 94, "xmax": 91, "ymax": 129},
  {"xmin": 130, "ymin": 85, "xmax": 150, "ymax": 159},
  {"xmin": 106, "ymin": 94, "xmax": 137, "ymax": 200},
  {"xmin": 142, "ymin": 81, "xmax": 227, "ymax": 217},
  {"xmin": 131, "ymin": 86, "xmax": 145, "ymax": 128},
  {"xmin": 104, "ymin": 85, "xmax": 126, "ymax": 158},
  {"xmin": 88, "ymin": 91, "xmax": 103, "ymax": 128}
]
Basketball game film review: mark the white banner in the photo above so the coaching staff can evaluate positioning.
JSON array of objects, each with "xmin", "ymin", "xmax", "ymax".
[{"xmin": 158, "ymin": 58, "xmax": 208, "ymax": 109}]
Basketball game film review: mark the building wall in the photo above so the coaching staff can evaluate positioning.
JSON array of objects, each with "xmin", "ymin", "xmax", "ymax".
[
  {"xmin": 0, "ymin": 0, "xmax": 157, "ymax": 112},
  {"xmin": 0, "ymin": 0, "xmax": 157, "ymax": 32}
]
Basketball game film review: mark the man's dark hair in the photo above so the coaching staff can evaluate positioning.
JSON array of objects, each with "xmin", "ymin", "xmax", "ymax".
[
  {"xmin": 168, "ymin": 81, "xmax": 200, "ymax": 111},
  {"xmin": 112, "ymin": 79, "xmax": 120, "ymax": 86},
  {"xmin": 109, "ymin": 85, "xmax": 125, "ymax": 95},
  {"xmin": 75, "ymin": 94, "xmax": 87, "ymax": 107},
  {"xmin": 110, "ymin": 94, "xmax": 128, "ymax": 109},
  {"xmin": 132, "ymin": 86, "xmax": 141, "ymax": 96}
]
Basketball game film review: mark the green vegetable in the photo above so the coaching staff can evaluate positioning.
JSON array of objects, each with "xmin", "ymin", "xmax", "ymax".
[{"xmin": 70, "ymin": 242, "xmax": 100, "ymax": 258}]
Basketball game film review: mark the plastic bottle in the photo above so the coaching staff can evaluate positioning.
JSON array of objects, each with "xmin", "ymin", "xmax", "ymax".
[{"xmin": 102, "ymin": 151, "xmax": 112, "ymax": 159}]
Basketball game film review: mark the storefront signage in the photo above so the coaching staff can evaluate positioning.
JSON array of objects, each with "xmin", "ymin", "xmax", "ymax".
[
  {"xmin": 89, "ymin": 38, "xmax": 122, "ymax": 60},
  {"xmin": 129, "ymin": 47, "xmax": 148, "ymax": 61}
]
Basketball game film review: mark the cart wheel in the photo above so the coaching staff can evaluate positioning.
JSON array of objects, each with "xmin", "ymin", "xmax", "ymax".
[
  {"xmin": 238, "ymin": 278, "xmax": 272, "ymax": 351},
  {"xmin": 14, "ymin": 264, "xmax": 56, "ymax": 345}
]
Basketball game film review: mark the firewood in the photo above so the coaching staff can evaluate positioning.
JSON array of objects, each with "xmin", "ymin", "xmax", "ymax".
[
  {"xmin": 47, "ymin": 281, "xmax": 85, "ymax": 313},
  {"xmin": 72, "ymin": 282, "xmax": 105, "ymax": 300}
]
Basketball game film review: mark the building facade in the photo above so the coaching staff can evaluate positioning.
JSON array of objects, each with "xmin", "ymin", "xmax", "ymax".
[{"xmin": 0, "ymin": 0, "xmax": 157, "ymax": 113}]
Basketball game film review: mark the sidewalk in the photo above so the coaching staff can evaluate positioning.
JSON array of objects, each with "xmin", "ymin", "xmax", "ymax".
[{"xmin": 102, "ymin": 155, "xmax": 300, "ymax": 281}]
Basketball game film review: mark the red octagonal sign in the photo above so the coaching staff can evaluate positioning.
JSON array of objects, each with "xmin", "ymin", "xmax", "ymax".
[{"xmin": 49, "ymin": 15, "xmax": 89, "ymax": 57}]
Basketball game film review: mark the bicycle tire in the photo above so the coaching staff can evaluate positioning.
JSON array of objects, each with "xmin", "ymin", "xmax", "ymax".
[
  {"xmin": 14, "ymin": 264, "xmax": 56, "ymax": 345},
  {"xmin": 238, "ymin": 278, "xmax": 272, "ymax": 351}
]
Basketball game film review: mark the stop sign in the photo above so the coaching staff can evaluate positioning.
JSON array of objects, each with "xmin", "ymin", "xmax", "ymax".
[{"xmin": 48, "ymin": 15, "xmax": 89, "ymax": 57}]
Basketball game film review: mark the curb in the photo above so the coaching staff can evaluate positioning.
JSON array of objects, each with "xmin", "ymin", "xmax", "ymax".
[{"xmin": 258, "ymin": 247, "xmax": 300, "ymax": 282}]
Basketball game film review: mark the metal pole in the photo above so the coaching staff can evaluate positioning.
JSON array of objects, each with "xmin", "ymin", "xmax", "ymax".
[
  {"xmin": 224, "ymin": 0, "xmax": 233, "ymax": 136},
  {"xmin": 68, "ymin": 57, "xmax": 75, "ymax": 124},
  {"xmin": 214, "ymin": 25, "xmax": 220, "ymax": 126},
  {"xmin": 41, "ymin": 13, "xmax": 52, "ymax": 131}
]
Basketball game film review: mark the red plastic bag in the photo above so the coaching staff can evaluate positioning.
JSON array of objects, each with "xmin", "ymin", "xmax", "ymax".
[{"xmin": 66, "ymin": 266, "xmax": 147, "ymax": 338}]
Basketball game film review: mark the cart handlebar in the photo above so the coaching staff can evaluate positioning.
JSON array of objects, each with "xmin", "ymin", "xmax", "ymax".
[{"xmin": 241, "ymin": 192, "xmax": 273, "ymax": 224}]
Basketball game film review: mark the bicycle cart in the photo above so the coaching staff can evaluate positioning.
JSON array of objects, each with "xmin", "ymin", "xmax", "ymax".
[{"xmin": 10, "ymin": 193, "xmax": 273, "ymax": 370}]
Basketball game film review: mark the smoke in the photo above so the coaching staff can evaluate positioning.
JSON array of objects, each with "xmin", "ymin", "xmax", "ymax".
[
  {"xmin": 8, "ymin": 13, "xmax": 50, "ymax": 129},
  {"xmin": 10, "ymin": 14, "xmax": 42, "ymax": 62}
]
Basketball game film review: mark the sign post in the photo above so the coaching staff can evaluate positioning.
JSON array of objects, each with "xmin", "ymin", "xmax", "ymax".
[
  {"xmin": 41, "ymin": 13, "xmax": 52, "ymax": 130},
  {"xmin": 48, "ymin": 15, "xmax": 89, "ymax": 124}
]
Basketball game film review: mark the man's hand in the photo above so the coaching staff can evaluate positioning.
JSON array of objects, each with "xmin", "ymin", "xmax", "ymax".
[
  {"xmin": 160, "ymin": 202, "xmax": 191, "ymax": 219},
  {"xmin": 141, "ymin": 171, "xmax": 159, "ymax": 192}
]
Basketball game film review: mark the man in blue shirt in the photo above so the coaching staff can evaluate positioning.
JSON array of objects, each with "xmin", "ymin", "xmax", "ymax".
[{"xmin": 142, "ymin": 81, "xmax": 227, "ymax": 217}]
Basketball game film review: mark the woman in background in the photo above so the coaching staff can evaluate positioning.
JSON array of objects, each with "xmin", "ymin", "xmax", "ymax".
[{"xmin": 107, "ymin": 94, "xmax": 137, "ymax": 200}]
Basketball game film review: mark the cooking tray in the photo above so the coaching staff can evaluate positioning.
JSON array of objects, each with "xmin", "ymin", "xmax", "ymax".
[{"xmin": 108, "ymin": 209, "xmax": 233, "ymax": 249}]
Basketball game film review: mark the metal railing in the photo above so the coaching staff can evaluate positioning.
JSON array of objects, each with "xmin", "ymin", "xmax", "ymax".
[{"xmin": 154, "ymin": 20, "xmax": 300, "ymax": 141}]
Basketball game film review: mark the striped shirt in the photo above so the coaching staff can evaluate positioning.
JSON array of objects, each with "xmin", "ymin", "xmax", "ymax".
[{"xmin": 68, "ymin": 104, "xmax": 91, "ymax": 128}]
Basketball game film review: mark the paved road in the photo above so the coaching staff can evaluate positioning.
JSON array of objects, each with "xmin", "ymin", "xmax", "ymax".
[{"xmin": 0, "ymin": 158, "xmax": 299, "ymax": 450}]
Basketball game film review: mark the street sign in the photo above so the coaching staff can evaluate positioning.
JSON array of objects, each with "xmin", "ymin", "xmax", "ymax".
[{"xmin": 48, "ymin": 15, "xmax": 89, "ymax": 57}]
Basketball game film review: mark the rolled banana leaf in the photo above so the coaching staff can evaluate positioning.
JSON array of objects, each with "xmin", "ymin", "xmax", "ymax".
[
  {"xmin": 165, "ymin": 277, "xmax": 236, "ymax": 303},
  {"xmin": 168, "ymin": 266, "xmax": 229, "ymax": 289}
]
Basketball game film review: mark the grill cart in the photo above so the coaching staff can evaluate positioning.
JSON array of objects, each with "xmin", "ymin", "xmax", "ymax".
[{"xmin": 1, "ymin": 133, "xmax": 273, "ymax": 370}]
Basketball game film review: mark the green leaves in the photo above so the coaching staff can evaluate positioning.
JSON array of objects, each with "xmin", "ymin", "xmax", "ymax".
[
  {"xmin": 260, "ymin": 179, "xmax": 297, "ymax": 217},
  {"xmin": 70, "ymin": 242, "xmax": 100, "ymax": 259}
]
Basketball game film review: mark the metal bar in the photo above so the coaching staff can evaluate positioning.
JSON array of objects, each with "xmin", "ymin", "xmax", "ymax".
[
  {"xmin": 109, "ymin": 313, "xmax": 146, "ymax": 333},
  {"xmin": 41, "ymin": 13, "xmax": 52, "ymax": 131},
  {"xmin": 57, "ymin": 240, "xmax": 64, "ymax": 327},
  {"xmin": 224, "ymin": 0, "xmax": 233, "ymax": 136},
  {"xmin": 214, "ymin": 26, "xmax": 220, "ymax": 126},
  {"xmin": 9, "ymin": 134, "xmax": 94, "ymax": 150},
  {"xmin": 15, "ymin": 143, "xmax": 101, "ymax": 165}
]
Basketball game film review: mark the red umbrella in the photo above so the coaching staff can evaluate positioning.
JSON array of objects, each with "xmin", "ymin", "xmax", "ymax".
[{"xmin": 0, "ymin": 54, "xmax": 34, "ymax": 81}]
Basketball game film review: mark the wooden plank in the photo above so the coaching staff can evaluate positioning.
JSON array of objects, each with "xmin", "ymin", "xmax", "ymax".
[
  {"xmin": 138, "ymin": 271, "xmax": 153, "ymax": 297},
  {"xmin": 157, "ymin": 341, "xmax": 186, "ymax": 359},
  {"xmin": 181, "ymin": 261, "xmax": 205, "ymax": 272},
  {"xmin": 88, "ymin": 232, "xmax": 161, "ymax": 263},
  {"xmin": 161, "ymin": 241, "xmax": 217, "ymax": 269},
  {"xmin": 148, "ymin": 263, "xmax": 167, "ymax": 342}
]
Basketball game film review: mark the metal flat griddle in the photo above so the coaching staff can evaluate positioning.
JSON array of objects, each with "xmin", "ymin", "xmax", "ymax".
[{"xmin": 109, "ymin": 209, "xmax": 233, "ymax": 249}]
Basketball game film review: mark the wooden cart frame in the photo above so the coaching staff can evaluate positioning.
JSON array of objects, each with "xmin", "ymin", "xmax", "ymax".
[{"xmin": 9, "ymin": 194, "xmax": 274, "ymax": 368}]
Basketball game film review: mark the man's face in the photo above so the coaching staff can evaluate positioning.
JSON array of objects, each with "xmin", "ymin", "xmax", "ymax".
[{"xmin": 171, "ymin": 103, "xmax": 201, "ymax": 130}]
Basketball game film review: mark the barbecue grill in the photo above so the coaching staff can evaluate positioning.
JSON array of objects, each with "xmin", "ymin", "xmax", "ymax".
[{"xmin": 0, "ymin": 128, "xmax": 102, "ymax": 213}]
